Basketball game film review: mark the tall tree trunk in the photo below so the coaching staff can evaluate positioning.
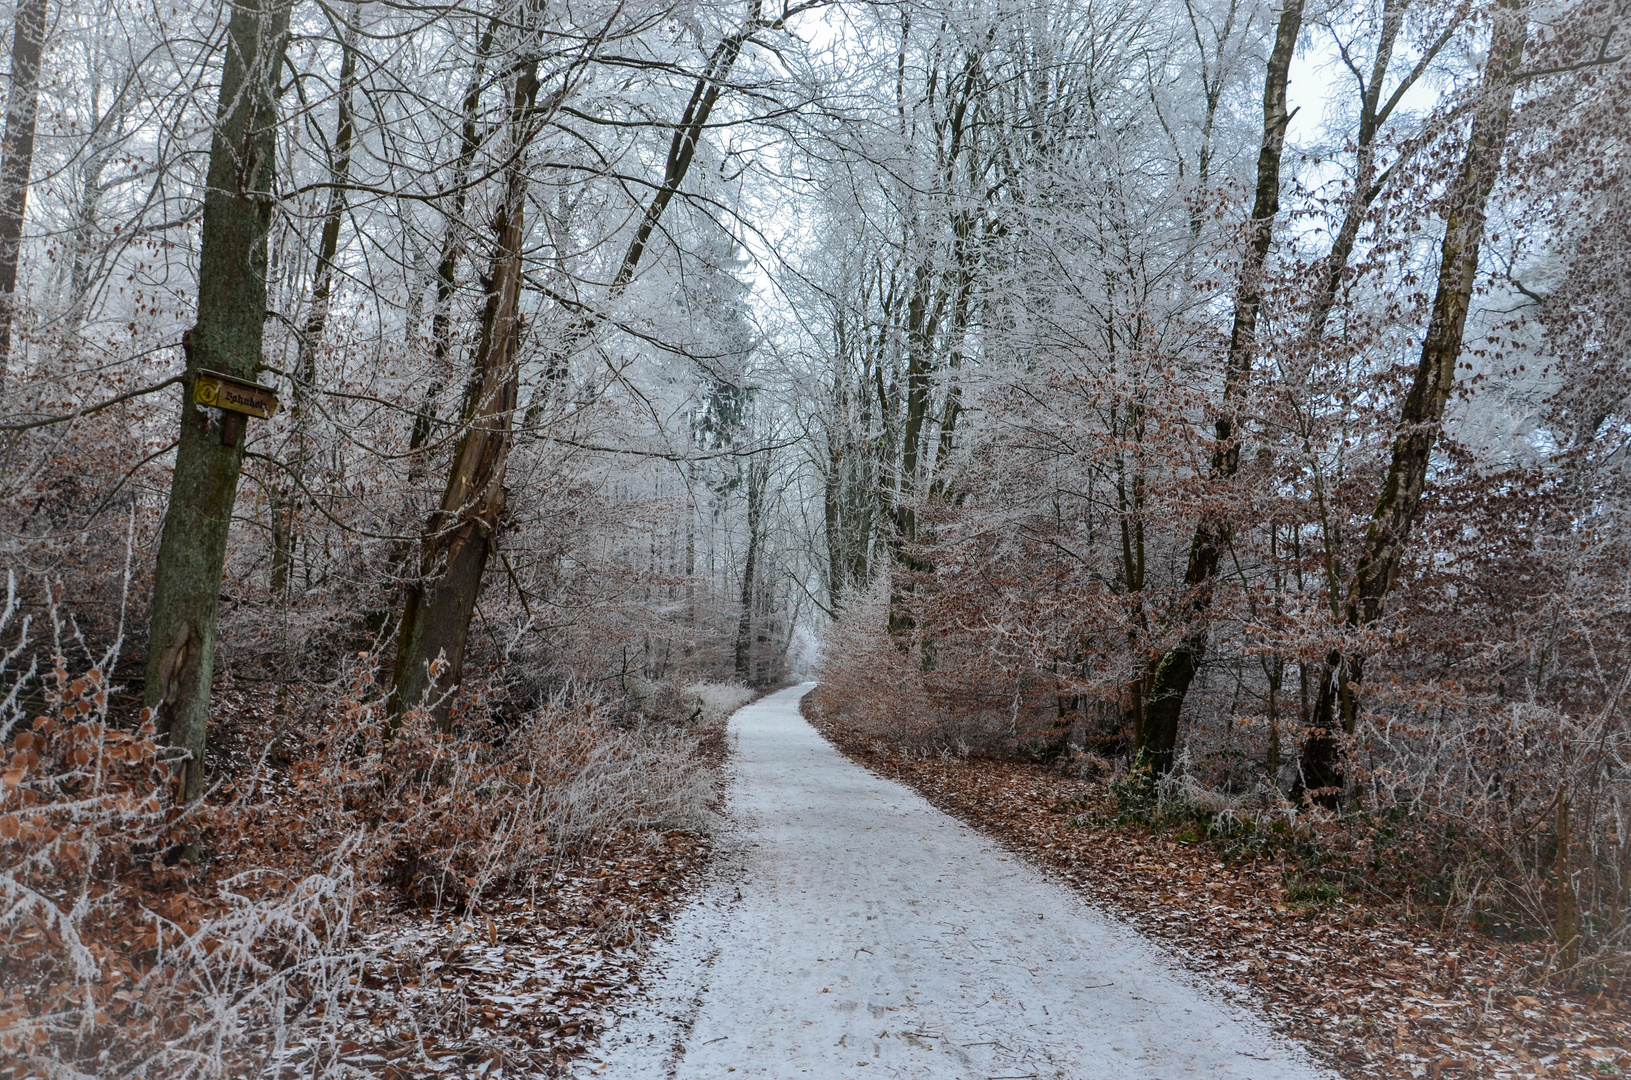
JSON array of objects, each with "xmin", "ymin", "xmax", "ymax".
[
  {"xmin": 1299, "ymin": 0, "xmax": 1529, "ymax": 803},
  {"xmin": 66, "ymin": 90, "xmax": 133, "ymax": 322},
  {"xmin": 367, "ymin": 16, "xmax": 500, "ymax": 644},
  {"xmin": 0, "ymin": 0, "xmax": 47, "ymax": 378},
  {"xmin": 144, "ymin": 0, "xmax": 290, "ymax": 804},
  {"xmin": 885, "ymin": 260, "xmax": 937, "ymax": 637},
  {"xmin": 529, "ymin": 0, "xmax": 778, "ymax": 374},
  {"xmin": 389, "ymin": 62, "xmax": 538, "ymax": 727},
  {"xmin": 388, "ymin": 1, "xmax": 789, "ymax": 719},
  {"xmin": 413, "ymin": 14, "xmax": 499, "ymax": 464},
  {"xmin": 1137, "ymin": 0, "xmax": 1304, "ymax": 774},
  {"xmin": 889, "ymin": 178, "xmax": 977, "ymax": 637},
  {"xmin": 735, "ymin": 454, "xmax": 763, "ymax": 682},
  {"xmin": 1303, "ymin": 0, "xmax": 1460, "ymax": 341},
  {"xmin": 609, "ymin": 0, "xmax": 764, "ymax": 297},
  {"xmin": 272, "ymin": 11, "xmax": 358, "ymax": 600},
  {"xmin": 825, "ymin": 434, "xmax": 846, "ymax": 609},
  {"xmin": 685, "ymin": 511, "xmax": 696, "ymax": 621}
]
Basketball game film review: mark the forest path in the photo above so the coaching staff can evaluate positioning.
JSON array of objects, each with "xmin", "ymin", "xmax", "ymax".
[{"xmin": 574, "ymin": 684, "xmax": 1332, "ymax": 1080}]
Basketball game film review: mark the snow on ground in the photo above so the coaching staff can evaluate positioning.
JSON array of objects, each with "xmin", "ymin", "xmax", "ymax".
[{"xmin": 574, "ymin": 684, "xmax": 1334, "ymax": 1080}]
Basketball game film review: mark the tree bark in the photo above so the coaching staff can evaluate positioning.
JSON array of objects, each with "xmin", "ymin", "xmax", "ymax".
[
  {"xmin": 388, "ymin": 1, "xmax": 797, "ymax": 719},
  {"xmin": 825, "ymin": 435, "xmax": 846, "ymax": 608},
  {"xmin": 1303, "ymin": 0, "xmax": 1460, "ymax": 341},
  {"xmin": 0, "ymin": 0, "xmax": 48, "ymax": 376},
  {"xmin": 685, "ymin": 513, "xmax": 696, "ymax": 620},
  {"xmin": 414, "ymin": 13, "xmax": 500, "ymax": 457},
  {"xmin": 887, "ymin": 73, "xmax": 980, "ymax": 639},
  {"xmin": 609, "ymin": 0, "xmax": 765, "ymax": 297},
  {"xmin": 1299, "ymin": 0, "xmax": 1529, "ymax": 803},
  {"xmin": 368, "ymin": 16, "xmax": 500, "ymax": 644},
  {"xmin": 272, "ymin": 11, "xmax": 358, "ymax": 599},
  {"xmin": 528, "ymin": 0, "xmax": 784, "ymax": 378},
  {"xmin": 735, "ymin": 454, "xmax": 763, "ymax": 682},
  {"xmin": 887, "ymin": 258, "xmax": 943, "ymax": 639},
  {"xmin": 389, "ymin": 63, "xmax": 538, "ymax": 727},
  {"xmin": 1556, "ymin": 787, "xmax": 1579, "ymax": 972},
  {"xmin": 144, "ymin": 0, "xmax": 291, "ymax": 804},
  {"xmin": 1137, "ymin": 0, "xmax": 1304, "ymax": 774}
]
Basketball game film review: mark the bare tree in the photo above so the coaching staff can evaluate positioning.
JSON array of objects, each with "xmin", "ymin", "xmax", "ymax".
[
  {"xmin": 1138, "ymin": 0, "xmax": 1305, "ymax": 773},
  {"xmin": 1300, "ymin": 0, "xmax": 1533, "ymax": 801},
  {"xmin": 0, "ymin": 0, "xmax": 47, "ymax": 375}
]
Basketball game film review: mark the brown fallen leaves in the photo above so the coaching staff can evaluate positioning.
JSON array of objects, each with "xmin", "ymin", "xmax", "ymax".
[
  {"xmin": 805, "ymin": 700, "xmax": 1630, "ymax": 1080},
  {"xmin": 2, "ymin": 655, "xmax": 740, "ymax": 1079},
  {"xmin": 275, "ymin": 830, "xmax": 714, "ymax": 1079}
]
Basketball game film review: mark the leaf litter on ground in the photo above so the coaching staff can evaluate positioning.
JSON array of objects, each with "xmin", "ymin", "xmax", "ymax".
[
  {"xmin": 803, "ymin": 699, "xmax": 1631, "ymax": 1080},
  {"xmin": 270, "ymin": 831, "xmax": 714, "ymax": 1079}
]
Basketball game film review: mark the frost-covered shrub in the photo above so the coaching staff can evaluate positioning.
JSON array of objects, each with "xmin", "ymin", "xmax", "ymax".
[
  {"xmin": 684, "ymin": 681, "xmax": 753, "ymax": 727},
  {"xmin": 0, "ymin": 573, "xmax": 367, "ymax": 1078},
  {"xmin": 809, "ymin": 582, "xmax": 935, "ymax": 740},
  {"xmin": 1, "ymin": 573, "xmax": 728, "ymax": 1077}
]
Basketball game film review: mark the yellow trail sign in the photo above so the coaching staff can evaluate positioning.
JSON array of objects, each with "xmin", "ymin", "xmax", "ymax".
[{"xmin": 194, "ymin": 370, "xmax": 279, "ymax": 419}]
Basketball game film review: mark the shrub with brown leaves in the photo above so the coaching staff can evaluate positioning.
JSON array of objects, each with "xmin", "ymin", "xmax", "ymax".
[{"xmin": 1, "ymin": 571, "xmax": 738, "ymax": 1078}]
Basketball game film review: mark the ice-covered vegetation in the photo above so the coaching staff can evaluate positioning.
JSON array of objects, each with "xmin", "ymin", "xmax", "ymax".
[
  {"xmin": 0, "ymin": 0, "xmax": 1627, "ymax": 1064},
  {"xmin": 0, "ymin": 569, "xmax": 749, "ymax": 1074}
]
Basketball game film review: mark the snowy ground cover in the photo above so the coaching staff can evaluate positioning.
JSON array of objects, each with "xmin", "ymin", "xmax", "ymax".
[{"xmin": 576, "ymin": 684, "xmax": 1330, "ymax": 1079}]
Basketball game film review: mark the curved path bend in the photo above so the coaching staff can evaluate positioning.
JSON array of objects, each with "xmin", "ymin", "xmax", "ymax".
[{"xmin": 578, "ymin": 684, "xmax": 1332, "ymax": 1080}]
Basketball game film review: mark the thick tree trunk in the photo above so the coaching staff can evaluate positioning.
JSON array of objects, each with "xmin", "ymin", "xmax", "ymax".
[
  {"xmin": 1299, "ymin": 0, "xmax": 1529, "ymax": 803},
  {"xmin": 144, "ymin": 0, "xmax": 290, "ymax": 804},
  {"xmin": 735, "ymin": 456, "xmax": 762, "ymax": 682},
  {"xmin": 1137, "ymin": 0, "xmax": 1304, "ymax": 774},
  {"xmin": 0, "ymin": 0, "xmax": 48, "ymax": 375},
  {"xmin": 388, "ymin": 66, "xmax": 536, "ymax": 727}
]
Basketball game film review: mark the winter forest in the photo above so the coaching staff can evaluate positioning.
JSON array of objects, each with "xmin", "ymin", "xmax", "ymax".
[{"xmin": 1, "ymin": 0, "xmax": 1629, "ymax": 1070}]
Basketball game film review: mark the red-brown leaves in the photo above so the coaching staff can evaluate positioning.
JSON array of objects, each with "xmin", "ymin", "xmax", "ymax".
[
  {"xmin": 3, "ymin": 651, "xmax": 738, "ymax": 1076},
  {"xmin": 809, "ymin": 697, "xmax": 1631, "ymax": 1079}
]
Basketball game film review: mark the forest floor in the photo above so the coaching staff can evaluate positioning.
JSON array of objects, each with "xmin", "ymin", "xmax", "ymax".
[
  {"xmin": 274, "ymin": 831, "xmax": 716, "ymax": 1078},
  {"xmin": 272, "ymin": 832, "xmax": 714, "ymax": 1076},
  {"xmin": 3, "ymin": 675, "xmax": 748, "ymax": 1080},
  {"xmin": 802, "ymin": 696, "xmax": 1631, "ymax": 1080},
  {"xmin": 575, "ymin": 684, "xmax": 1329, "ymax": 1079},
  {"xmin": 265, "ymin": 686, "xmax": 747, "ymax": 1080}
]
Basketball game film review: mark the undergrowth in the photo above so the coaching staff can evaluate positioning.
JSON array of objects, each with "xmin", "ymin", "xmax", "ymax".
[
  {"xmin": 1086, "ymin": 757, "xmax": 1600, "ymax": 963},
  {"xmin": 0, "ymin": 570, "xmax": 750, "ymax": 1077}
]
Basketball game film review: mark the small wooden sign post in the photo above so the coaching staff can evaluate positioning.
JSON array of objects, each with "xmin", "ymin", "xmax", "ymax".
[{"xmin": 193, "ymin": 369, "xmax": 279, "ymax": 446}]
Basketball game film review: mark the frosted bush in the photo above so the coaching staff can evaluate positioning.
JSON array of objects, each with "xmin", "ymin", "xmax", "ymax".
[
  {"xmin": 1, "ymin": 574, "xmax": 732, "ymax": 1075},
  {"xmin": 684, "ymin": 681, "xmax": 754, "ymax": 728}
]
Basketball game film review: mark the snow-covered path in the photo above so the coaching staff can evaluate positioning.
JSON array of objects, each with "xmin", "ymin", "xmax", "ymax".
[{"xmin": 577, "ymin": 684, "xmax": 1332, "ymax": 1080}]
